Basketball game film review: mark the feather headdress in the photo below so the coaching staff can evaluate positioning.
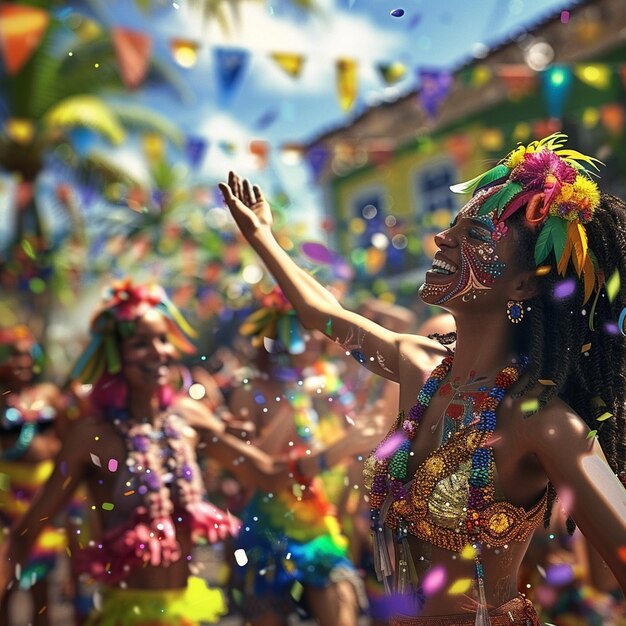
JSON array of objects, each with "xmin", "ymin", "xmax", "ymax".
[
  {"xmin": 239, "ymin": 286, "xmax": 306, "ymax": 355},
  {"xmin": 450, "ymin": 133, "xmax": 603, "ymax": 303},
  {"xmin": 70, "ymin": 279, "xmax": 196, "ymax": 384}
]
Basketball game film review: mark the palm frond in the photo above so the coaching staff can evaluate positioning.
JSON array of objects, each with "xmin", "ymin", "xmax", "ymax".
[
  {"xmin": 44, "ymin": 96, "xmax": 126, "ymax": 144},
  {"xmin": 108, "ymin": 101, "xmax": 183, "ymax": 146}
]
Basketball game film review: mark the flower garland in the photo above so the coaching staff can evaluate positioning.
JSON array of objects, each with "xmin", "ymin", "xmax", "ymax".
[{"xmin": 76, "ymin": 412, "xmax": 240, "ymax": 583}]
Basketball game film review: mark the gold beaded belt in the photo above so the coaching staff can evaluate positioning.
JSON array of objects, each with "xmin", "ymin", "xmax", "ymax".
[{"xmin": 389, "ymin": 595, "xmax": 541, "ymax": 626}]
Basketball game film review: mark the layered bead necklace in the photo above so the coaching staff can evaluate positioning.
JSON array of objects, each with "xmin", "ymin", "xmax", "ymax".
[
  {"xmin": 79, "ymin": 410, "xmax": 239, "ymax": 583},
  {"xmin": 367, "ymin": 354, "xmax": 528, "ymax": 621}
]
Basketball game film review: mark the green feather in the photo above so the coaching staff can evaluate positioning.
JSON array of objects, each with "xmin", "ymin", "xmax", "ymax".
[
  {"xmin": 550, "ymin": 218, "xmax": 568, "ymax": 262},
  {"xmin": 477, "ymin": 182, "xmax": 522, "ymax": 216},
  {"xmin": 450, "ymin": 164, "xmax": 509, "ymax": 194},
  {"xmin": 534, "ymin": 218, "xmax": 555, "ymax": 265}
]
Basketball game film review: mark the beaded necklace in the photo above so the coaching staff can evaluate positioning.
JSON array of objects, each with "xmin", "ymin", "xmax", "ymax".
[
  {"xmin": 367, "ymin": 354, "xmax": 528, "ymax": 621},
  {"xmin": 77, "ymin": 409, "xmax": 239, "ymax": 583}
]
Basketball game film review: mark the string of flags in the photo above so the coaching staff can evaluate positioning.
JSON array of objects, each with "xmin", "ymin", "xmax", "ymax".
[{"xmin": 2, "ymin": 2, "xmax": 626, "ymax": 119}]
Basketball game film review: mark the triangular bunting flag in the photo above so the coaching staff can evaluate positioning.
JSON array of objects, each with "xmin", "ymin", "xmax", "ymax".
[
  {"xmin": 376, "ymin": 62, "xmax": 406, "ymax": 85},
  {"xmin": 495, "ymin": 64, "xmax": 537, "ymax": 99},
  {"xmin": 336, "ymin": 58, "xmax": 358, "ymax": 112},
  {"xmin": 0, "ymin": 4, "xmax": 49, "ymax": 75},
  {"xmin": 249, "ymin": 140, "xmax": 269, "ymax": 169},
  {"xmin": 417, "ymin": 69, "xmax": 453, "ymax": 118},
  {"xmin": 112, "ymin": 27, "xmax": 152, "ymax": 90},
  {"xmin": 270, "ymin": 52, "xmax": 305, "ymax": 78},
  {"xmin": 185, "ymin": 136, "xmax": 208, "ymax": 168},
  {"xmin": 574, "ymin": 64, "xmax": 612, "ymax": 90},
  {"xmin": 214, "ymin": 47, "xmax": 250, "ymax": 105},
  {"xmin": 306, "ymin": 146, "xmax": 329, "ymax": 179}
]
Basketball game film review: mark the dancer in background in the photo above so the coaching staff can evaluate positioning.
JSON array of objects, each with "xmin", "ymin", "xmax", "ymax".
[
  {"xmin": 0, "ymin": 324, "xmax": 66, "ymax": 626},
  {"xmin": 220, "ymin": 132, "xmax": 626, "ymax": 625},
  {"xmin": 225, "ymin": 290, "xmax": 379, "ymax": 626},
  {"xmin": 0, "ymin": 279, "xmax": 382, "ymax": 626}
]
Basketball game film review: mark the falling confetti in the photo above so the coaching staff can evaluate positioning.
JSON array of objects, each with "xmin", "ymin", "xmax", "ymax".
[
  {"xmin": 101, "ymin": 502, "xmax": 115, "ymax": 511},
  {"xmin": 108, "ymin": 459, "xmax": 118, "ymax": 472},
  {"xmin": 234, "ymin": 548, "xmax": 248, "ymax": 566},
  {"xmin": 553, "ymin": 278, "xmax": 576, "ymax": 300},
  {"xmin": 0, "ymin": 473, "xmax": 9, "ymax": 491},
  {"xmin": 90, "ymin": 453, "xmax": 101, "ymax": 467},
  {"xmin": 422, "ymin": 565, "xmax": 447, "ymax": 595},
  {"xmin": 535, "ymin": 265, "xmax": 552, "ymax": 276},
  {"xmin": 375, "ymin": 431, "xmax": 405, "ymax": 459},
  {"xmin": 597, "ymin": 411, "xmax": 613, "ymax": 422},
  {"xmin": 448, "ymin": 578, "xmax": 472, "ymax": 595},
  {"xmin": 586, "ymin": 429, "xmax": 597, "ymax": 440},
  {"xmin": 521, "ymin": 399, "xmax": 539, "ymax": 415},
  {"xmin": 538, "ymin": 379, "xmax": 556, "ymax": 386},
  {"xmin": 560, "ymin": 10, "xmax": 570, "ymax": 23},
  {"xmin": 606, "ymin": 269, "xmax": 620, "ymax": 302},
  {"xmin": 390, "ymin": 8, "xmax": 405, "ymax": 17},
  {"xmin": 580, "ymin": 342, "xmax": 592, "ymax": 353},
  {"xmin": 460, "ymin": 544, "xmax": 477, "ymax": 560}
]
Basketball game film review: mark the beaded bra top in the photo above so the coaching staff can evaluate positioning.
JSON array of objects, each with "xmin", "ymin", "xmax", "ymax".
[{"xmin": 367, "ymin": 355, "xmax": 548, "ymax": 554}]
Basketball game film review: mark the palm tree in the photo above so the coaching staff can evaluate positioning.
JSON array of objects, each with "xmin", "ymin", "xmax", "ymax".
[{"xmin": 0, "ymin": 3, "xmax": 184, "ymax": 334}]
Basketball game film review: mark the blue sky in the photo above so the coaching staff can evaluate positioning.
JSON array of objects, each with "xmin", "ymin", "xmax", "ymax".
[{"xmin": 75, "ymin": 0, "xmax": 578, "ymax": 228}]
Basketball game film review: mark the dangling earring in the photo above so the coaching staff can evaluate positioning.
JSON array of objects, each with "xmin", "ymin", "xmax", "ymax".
[{"xmin": 506, "ymin": 300, "xmax": 524, "ymax": 323}]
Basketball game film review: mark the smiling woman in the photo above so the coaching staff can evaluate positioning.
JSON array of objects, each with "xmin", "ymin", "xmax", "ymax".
[{"xmin": 220, "ymin": 132, "xmax": 626, "ymax": 625}]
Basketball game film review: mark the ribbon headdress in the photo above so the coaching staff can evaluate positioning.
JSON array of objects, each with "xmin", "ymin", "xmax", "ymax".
[
  {"xmin": 239, "ymin": 286, "xmax": 306, "ymax": 354},
  {"xmin": 450, "ymin": 133, "xmax": 603, "ymax": 302},
  {"xmin": 70, "ymin": 279, "xmax": 197, "ymax": 384}
]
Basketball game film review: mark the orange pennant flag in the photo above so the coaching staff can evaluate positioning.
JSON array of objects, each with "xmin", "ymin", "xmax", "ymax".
[
  {"xmin": 270, "ymin": 52, "xmax": 305, "ymax": 78},
  {"xmin": 336, "ymin": 58, "xmax": 358, "ymax": 112},
  {"xmin": 0, "ymin": 4, "xmax": 49, "ymax": 75},
  {"xmin": 111, "ymin": 26, "xmax": 152, "ymax": 90}
]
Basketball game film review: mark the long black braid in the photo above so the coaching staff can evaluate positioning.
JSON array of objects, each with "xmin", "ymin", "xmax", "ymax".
[{"xmin": 510, "ymin": 194, "xmax": 626, "ymax": 530}]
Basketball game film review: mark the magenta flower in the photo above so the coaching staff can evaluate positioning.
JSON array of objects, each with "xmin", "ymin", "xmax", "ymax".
[{"xmin": 511, "ymin": 149, "xmax": 577, "ymax": 190}]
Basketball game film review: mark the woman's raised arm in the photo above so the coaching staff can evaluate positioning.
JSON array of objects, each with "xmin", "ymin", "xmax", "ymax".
[{"xmin": 219, "ymin": 172, "xmax": 445, "ymax": 382}]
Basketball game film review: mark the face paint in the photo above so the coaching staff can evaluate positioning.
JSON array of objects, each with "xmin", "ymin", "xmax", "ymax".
[{"xmin": 420, "ymin": 188, "xmax": 509, "ymax": 305}]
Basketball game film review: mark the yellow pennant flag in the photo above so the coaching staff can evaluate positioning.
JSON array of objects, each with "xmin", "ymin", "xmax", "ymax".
[
  {"xmin": 270, "ymin": 52, "xmax": 305, "ymax": 78},
  {"xmin": 336, "ymin": 58, "xmax": 358, "ymax": 112},
  {"xmin": 0, "ymin": 3, "xmax": 49, "ymax": 75},
  {"xmin": 170, "ymin": 39, "xmax": 199, "ymax": 68},
  {"xmin": 574, "ymin": 64, "xmax": 611, "ymax": 90}
]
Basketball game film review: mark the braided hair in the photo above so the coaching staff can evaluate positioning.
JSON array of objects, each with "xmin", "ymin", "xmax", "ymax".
[{"xmin": 510, "ymin": 193, "xmax": 626, "ymax": 529}]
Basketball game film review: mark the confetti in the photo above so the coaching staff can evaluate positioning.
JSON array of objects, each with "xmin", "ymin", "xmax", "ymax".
[
  {"xmin": 234, "ymin": 548, "xmax": 248, "ymax": 566},
  {"xmin": 535, "ymin": 265, "xmax": 552, "ymax": 276},
  {"xmin": 586, "ymin": 429, "xmax": 597, "ymax": 440},
  {"xmin": 580, "ymin": 342, "xmax": 592, "ymax": 353},
  {"xmin": 618, "ymin": 546, "xmax": 626, "ymax": 562},
  {"xmin": 460, "ymin": 544, "xmax": 477, "ymax": 560},
  {"xmin": 546, "ymin": 563, "xmax": 574, "ymax": 585},
  {"xmin": 537, "ymin": 564, "xmax": 546, "ymax": 578},
  {"xmin": 90, "ymin": 453, "xmax": 101, "ymax": 467},
  {"xmin": 560, "ymin": 10, "xmax": 570, "ymax": 23},
  {"xmin": 390, "ymin": 8, "xmax": 405, "ymax": 17},
  {"xmin": 101, "ymin": 502, "xmax": 115, "ymax": 511},
  {"xmin": 538, "ymin": 379, "xmax": 556, "ymax": 386},
  {"xmin": 422, "ymin": 565, "xmax": 447, "ymax": 596},
  {"xmin": 448, "ymin": 578, "xmax": 472, "ymax": 595},
  {"xmin": 108, "ymin": 459, "xmax": 118, "ymax": 472},
  {"xmin": 374, "ymin": 431, "xmax": 405, "ymax": 459},
  {"xmin": 521, "ymin": 399, "xmax": 539, "ymax": 414},
  {"xmin": 606, "ymin": 269, "xmax": 620, "ymax": 302},
  {"xmin": 553, "ymin": 278, "xmax": 576, "ymax": 300},
  {"xmin": 596, "ymin": 411, "xmax": 613, "ymax": 422},
  {"xmin": 290, "ymin": 580, "xmax": 304, "ymax": 601},
  {"xmin": 263, "ymin": 337, "xmax": 277, "ymax": 353},
  {"xmin": 0, "ymin": 473, "xmax": 9, "ymax": 491}
]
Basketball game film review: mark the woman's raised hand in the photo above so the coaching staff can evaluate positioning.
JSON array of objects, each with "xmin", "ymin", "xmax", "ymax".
[{"xmin": 219, "ymin": 171, "xmax": 273, "ymax": 237}]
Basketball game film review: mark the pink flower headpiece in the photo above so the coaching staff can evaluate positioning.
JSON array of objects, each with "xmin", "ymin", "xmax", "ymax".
[{"xmin": 450, "ymin": 133, "xmax": 603, "ymax": 303}]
